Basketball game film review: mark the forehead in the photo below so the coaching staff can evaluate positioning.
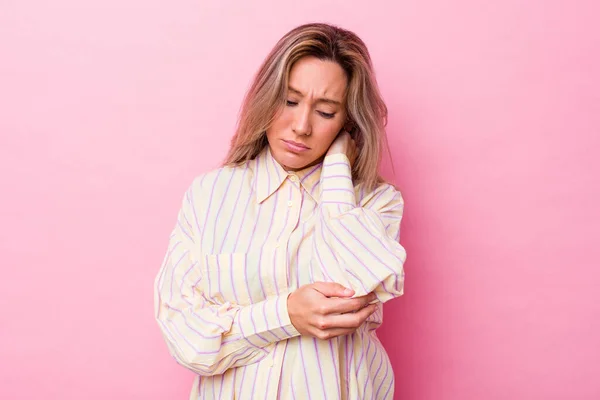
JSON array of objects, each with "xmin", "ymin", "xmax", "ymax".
[{"xmin": 288, "ymin": 56, "xmax": 348, "ymax": 99}]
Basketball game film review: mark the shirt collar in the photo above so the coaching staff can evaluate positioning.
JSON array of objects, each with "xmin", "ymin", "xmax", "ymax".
[{"xmin": 254, "ymin": 147, "xmax": 323, "ymax": 204}]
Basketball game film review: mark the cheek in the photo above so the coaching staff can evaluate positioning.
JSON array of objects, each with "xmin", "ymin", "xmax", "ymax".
[
  {"xmin": 312, "ymin": 120, "xmax": 343, "ymax": 148},
  {"xmin": 270, "ymin": 109, "xmax": 293, "ymax": 132}
]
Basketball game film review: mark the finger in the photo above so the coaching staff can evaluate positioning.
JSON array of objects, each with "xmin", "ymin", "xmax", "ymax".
[
  {"xmin": 335, "ymin": 303, "xmax": 378, "ymax": 328},
  {"xmin": 324, "ymin": 293, "xmax": 377, "ymax": 314},
  {"xmin": 311, "ymin": 282, "xmax": 354, "ymax": 298},
  {"xmin": 341, "ymin": 131, "xmax": 353, "ymax": 143},
  {"xmin": 314, "ymin": 327, "xmax": 355, "ymax": 340},
  {"xmin": 321, "ymin": 304, "xmax": 378, "ymax": 330}
]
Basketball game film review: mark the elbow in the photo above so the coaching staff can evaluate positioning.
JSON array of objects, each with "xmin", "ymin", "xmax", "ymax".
[
  {"xmin": 378, "ymin": 265, "xmax": 405, "ymax": 303},
  {"xmin": 171, "ymin": 342, "xmax": 271, "ymax": 377},
  {"xmin": 153, "ymin": 311, "xmax": 224, "ymax": 377},
  {"xmin": 174, "ymin": 354, "xmax": 225, "ymax": 376},
  {"xmin": 373, "ymin": 280, "xmax": 404, "ymax": 304},
  {"xmin": 363, "ymin": 263, "xmax": 405, "ymax": 304},
  {"xmin": 160, "ymin": 333, "xmax": 225, "ymax": 376}
]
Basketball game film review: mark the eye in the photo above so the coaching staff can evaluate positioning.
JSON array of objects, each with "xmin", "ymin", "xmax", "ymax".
[
  {"xmin": 286, "ymin": 100, "xmax": 298, "ymax": 106},
  {"xmin": 318, "ymin": 111, "xmax": 335, "ymax": 119}
]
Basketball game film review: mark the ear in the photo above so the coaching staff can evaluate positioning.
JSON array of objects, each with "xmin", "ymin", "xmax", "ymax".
[{"xmin": 343, "ymin": 119, "xmax": 357, "ymax": 136}]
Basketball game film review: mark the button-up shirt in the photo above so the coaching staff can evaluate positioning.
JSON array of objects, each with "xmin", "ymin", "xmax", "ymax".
[{"xmin": 154, "ymin": 146, "xmax": 407, "ymax": 399}]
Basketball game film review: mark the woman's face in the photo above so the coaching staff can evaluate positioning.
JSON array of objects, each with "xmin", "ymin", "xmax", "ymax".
[{"xmin": 266, "ymin": 56, "xmax": 348, "ymax": 171}]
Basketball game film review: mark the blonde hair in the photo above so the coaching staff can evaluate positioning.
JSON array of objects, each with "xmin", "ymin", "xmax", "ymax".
[{"xmin": 223, "ymin": 22, "xmax": 391, "ymax": 192}]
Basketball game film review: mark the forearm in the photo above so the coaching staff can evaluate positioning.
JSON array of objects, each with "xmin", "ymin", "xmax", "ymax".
[
  {"xmin": 311, "ymin": 154, "xmax": 407, "ymax": 302},
  {"xmin": 155, "ymin": 280, "xmax": 299, "ymax": 376}
]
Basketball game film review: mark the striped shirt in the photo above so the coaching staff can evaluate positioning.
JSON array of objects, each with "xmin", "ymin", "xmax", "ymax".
[{"xmin": 154, "ymin": 146, "xmax": 407, "ymax": 399}]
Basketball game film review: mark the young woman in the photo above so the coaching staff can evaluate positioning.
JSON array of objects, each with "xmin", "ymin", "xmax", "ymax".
[{"xmin": 154, "ymin": 22, "xmax": 407, "ymax": 400}]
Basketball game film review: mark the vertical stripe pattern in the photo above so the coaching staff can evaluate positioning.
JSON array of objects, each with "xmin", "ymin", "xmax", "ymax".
[{"xmin": 154, "ymin": 147, "xmax": 406, "ymax": 399}]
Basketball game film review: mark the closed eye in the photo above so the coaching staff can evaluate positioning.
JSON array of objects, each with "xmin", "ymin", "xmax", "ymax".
[
  {"xmin": 318, "ymin": 111, "xmax": 335, "ymax": 119},
  {"xmin": 287, "ymin": 100, "xmax": 335, "ymax": 119}
]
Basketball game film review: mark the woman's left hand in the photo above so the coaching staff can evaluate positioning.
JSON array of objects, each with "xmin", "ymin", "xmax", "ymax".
[{"xmin": 326, "ymin": 131, "xmax": 357, "ymax": 167}]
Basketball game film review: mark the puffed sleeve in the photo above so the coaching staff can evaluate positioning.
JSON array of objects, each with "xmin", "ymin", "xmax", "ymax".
[
  {"xmin": 309, "ymin": 154, "xmax": 407, "ymax": 302},
  {"xmin": 154, "ymin": 177, "xmax": 300, "ymax": 376}
]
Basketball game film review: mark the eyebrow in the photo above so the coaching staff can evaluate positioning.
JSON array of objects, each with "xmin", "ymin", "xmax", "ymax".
[{"xmin": 287, "ymin": 86, "xmax": 342, "ymax": 106}]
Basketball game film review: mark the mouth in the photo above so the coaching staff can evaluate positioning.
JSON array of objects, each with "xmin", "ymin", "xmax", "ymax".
[{"xmin": 282, "ymin": 139, "xmax": 310, "ymax": 152}]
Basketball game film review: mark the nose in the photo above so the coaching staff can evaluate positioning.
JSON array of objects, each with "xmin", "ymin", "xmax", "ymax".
[{"xmin": 292, "ymin": 104, "xmax": 311, "ymax": 136}]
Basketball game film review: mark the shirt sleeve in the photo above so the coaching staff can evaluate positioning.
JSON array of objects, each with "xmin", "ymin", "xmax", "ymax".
[
  {"xmin": 154, "ymin": 177, "xmax": 300, "ymax": 376},
  {"xmin": 310, "ymin": 153, "xmax": 407, "ymax": 303}
]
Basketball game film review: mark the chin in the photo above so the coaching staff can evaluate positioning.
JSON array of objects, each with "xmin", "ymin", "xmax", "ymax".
[{"xmin": 276, "ymin": 149, "xmax": 314, "ymax": 171}]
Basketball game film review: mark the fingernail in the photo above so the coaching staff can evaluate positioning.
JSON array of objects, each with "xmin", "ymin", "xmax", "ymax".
[{"xmin": 343, "ymin": 288, "xmax": 353, "ymax": 295}]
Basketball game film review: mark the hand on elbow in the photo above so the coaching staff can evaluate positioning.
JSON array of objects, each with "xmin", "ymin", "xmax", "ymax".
[{"xmin": 287, "ymin": 281, "xmax": 378, "ymax": 340}]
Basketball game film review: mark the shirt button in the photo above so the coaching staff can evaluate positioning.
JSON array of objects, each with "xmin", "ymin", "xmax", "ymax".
[
  {"xmin": 287, "ymin": 201, "xmax": 293, "ymax": 207},
  {"xmin": 289, "ymin": 175, "xmax": 298, "ymax": 182}
]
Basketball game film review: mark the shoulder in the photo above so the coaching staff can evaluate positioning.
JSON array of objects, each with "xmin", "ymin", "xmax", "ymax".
[
  {"xmin": 186, "ymin": 161, "xmax": 254, "ymax": 198},
  {"xmin": 357, "ymin": 180, "xmax": 403, "ymax": 207}
]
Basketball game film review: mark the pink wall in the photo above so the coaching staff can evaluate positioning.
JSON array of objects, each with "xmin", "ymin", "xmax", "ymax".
[{"xmin": 1, "ymin": 1, "xmax": 598, "ymax": 399}]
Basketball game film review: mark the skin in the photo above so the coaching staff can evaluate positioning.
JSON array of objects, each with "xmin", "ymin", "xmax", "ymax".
[
  {"xmin": 266, "ymin": 56, "xmax": 376, "ymax": 340},
  {"xmin": 266, "ymin": 56, "xmax": 358, "ymax": 171}
]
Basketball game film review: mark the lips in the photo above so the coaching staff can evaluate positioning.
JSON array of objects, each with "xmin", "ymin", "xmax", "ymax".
[
  {"xmin": 283, "ymin": 139, "xmax": 309, "ymax": 149},
  {"xmin": 282, "ymin": 139, "xmax": 310, "ymax": 152}
]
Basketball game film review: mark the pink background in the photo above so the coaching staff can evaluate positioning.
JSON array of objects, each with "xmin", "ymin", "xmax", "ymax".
[{"xmin": 1, "ymin": 0, "xmax": 598, "ymax": 399}]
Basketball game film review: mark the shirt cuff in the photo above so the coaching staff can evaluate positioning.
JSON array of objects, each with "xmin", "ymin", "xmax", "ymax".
[{"xmin": 232, "ymin": 292, "xmax": 301, "ymax": 347}]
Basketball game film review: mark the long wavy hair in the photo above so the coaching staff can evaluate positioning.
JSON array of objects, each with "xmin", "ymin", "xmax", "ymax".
[{"xmin": 223, "ymin": 22, "xmax": 391, "ymax": 192}]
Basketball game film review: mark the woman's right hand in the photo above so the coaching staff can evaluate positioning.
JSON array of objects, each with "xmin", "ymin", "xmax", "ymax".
[{"xmin": 287, "ymin": 282, "xmax": 378, "ymax": 340}]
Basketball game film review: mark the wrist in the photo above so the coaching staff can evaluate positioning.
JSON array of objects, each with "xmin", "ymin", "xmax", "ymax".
[{"xmin": 286, "ymin": 291, "xmax": 300, "ymax": 331}]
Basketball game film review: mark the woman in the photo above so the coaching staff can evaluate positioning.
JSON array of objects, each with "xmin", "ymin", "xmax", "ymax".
[{"xmin": 154, "ymin": 22, "xmax": 407, "ymax": 399}]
